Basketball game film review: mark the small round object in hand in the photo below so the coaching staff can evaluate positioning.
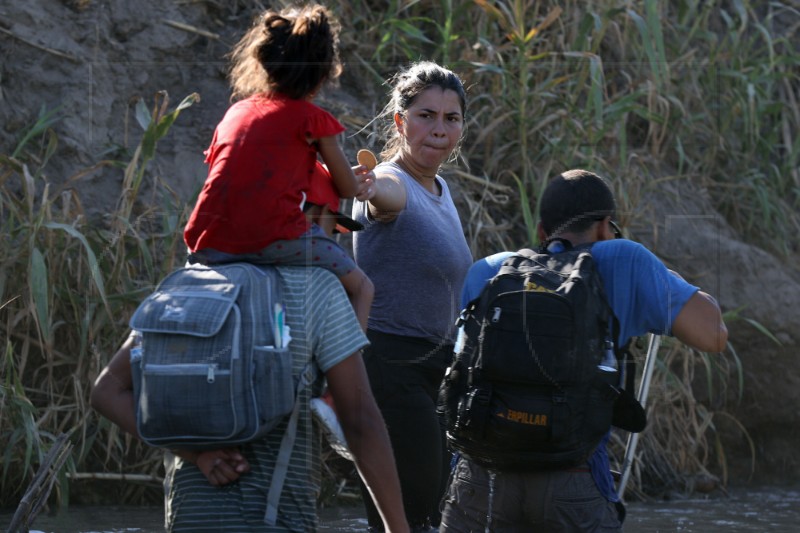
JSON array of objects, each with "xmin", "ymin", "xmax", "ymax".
[{"xmin": 357, "ymin": 149, "xmax": 378, "ymax": 170}]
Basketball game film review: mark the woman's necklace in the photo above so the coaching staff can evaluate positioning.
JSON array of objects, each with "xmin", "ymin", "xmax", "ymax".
[{"xmin": 394, "ymin": 158, "xmax": 440, "ymax": 195}]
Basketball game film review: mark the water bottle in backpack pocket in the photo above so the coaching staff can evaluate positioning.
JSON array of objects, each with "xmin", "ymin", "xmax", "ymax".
[
  {"xmin": 439, "ymin": 247, "xmax": 640, "ymax": 470},
  {"xmin": 129, "ymin": 263, "xmax": 295, "ymax": 450}
]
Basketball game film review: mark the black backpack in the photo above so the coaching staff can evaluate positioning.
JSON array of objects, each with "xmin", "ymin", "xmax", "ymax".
[{"xmin": 438, "ymin": 244, "xmax": 644, "ymax": 470}]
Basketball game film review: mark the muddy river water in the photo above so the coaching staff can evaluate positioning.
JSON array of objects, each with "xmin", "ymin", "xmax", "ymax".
[{"xmin": 3, "ymin": 486, "xmax": 799, "ymax": 532}]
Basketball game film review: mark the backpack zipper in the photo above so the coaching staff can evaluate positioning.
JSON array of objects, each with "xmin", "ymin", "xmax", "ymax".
[{"xmin": 142, "ymin": 362, "xmax": 226, "ymax": 385}]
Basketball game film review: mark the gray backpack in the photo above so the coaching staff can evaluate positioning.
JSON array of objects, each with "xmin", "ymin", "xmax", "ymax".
[{"xmin": 129, "ymin": 262, "xmax": 309, "ymax": 524}]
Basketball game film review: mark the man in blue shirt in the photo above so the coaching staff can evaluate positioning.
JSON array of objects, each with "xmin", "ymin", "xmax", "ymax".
[{"xmin": 440, "ymin": 169, "xmax": 728, "ymax": 532}]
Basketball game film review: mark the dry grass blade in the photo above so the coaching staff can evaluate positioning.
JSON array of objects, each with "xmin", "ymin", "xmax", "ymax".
[
  {"xmin": 7, "ymin": 433, "xmax": 73, "ymax": 532},
  {"xmin": 0, "ymin": 27, "xmax": 81, "ymax": 63},
  {"xmin": 162, "ymin": 19, "xmax": 221, "ymax": 41}
]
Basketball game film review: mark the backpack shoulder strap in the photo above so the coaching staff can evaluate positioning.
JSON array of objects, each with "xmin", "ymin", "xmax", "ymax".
[
  {"xmin": 261, "ymin": 267, "xmax": 316, "ymax": 525},
  {"xmin": 495, "ymin": 248, "xmax": 546, "ymax": 274},
  {"xmin": 264, "ymin": 363, "xmax": 315, "ymax": 524}
]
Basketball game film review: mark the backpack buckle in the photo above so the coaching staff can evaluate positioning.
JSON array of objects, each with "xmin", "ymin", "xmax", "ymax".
[{"xmin": 455, "ymin": 305, "xmax": 473, "ymax": 327}]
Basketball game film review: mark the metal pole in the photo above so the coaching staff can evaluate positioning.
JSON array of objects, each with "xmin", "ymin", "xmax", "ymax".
[{"xmin": 618, "ymin": 333, "xmax": 661, "ymax": 499}]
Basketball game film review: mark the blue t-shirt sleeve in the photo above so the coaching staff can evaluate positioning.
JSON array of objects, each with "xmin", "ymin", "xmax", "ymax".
[
  {"xmin": 592, "ymin": 240, "xmax": 699, "ymax": 346},
  {"xmin": 460, "ymin": 252, "xmax": 515, "ymax": 308}
]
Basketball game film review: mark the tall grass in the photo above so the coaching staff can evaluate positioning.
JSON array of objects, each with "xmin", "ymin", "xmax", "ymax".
[
  {"xmin": 344, "ymin": 3, "xmax": 796, "ymax": 251},
  {"xmin": 0, "ymin": 92, "xmax": 198, "ymax": 508},
  {"xmin": 341, "ymin": 0, "xmax": 795, "ymax": 497}
]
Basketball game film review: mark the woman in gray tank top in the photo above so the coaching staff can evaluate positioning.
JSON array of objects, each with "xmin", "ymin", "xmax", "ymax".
[{"xmin": 352, "ymin": 61, "xmax": 473, "ymax": 532}]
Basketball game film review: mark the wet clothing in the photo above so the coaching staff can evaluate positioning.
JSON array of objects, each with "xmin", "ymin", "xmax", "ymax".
[
  {"xmin": 358, "ymin": 330, "xmax": 454, "ymax": 530},
  {"xmin": 441, "ymin": 456, "xmax": 621, "ymax": 533},
  {"xmin": 352, "ymin": 162, "xmax": 472, "ymax": 527},
  {"xmin": 442, "ymin": 239, "xmax": 699, "ymax": 532},
  {"xmin": 184, "ymin": 93, "xmax": 345, "ymax": 255},
  {"xmin": 163, "ymin": 267, "xmax": 368, "ymax": 532}
]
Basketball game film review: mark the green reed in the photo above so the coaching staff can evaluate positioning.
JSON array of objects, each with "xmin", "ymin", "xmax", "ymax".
[
  {"xmin": 0, "ymin": 92, "xmax": 198, "ymax": 508},
  {"xmin": 342, "ymin": 0, "xmax": 791, "ymax": 497}
]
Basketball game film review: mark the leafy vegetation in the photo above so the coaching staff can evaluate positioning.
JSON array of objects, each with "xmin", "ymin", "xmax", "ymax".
[
  {"xmin": 1, "ymin": 0, "xmax": 796, "ymax": 511},
  {"xmin": 0, "ymin": 92, "xmax": 198, "ymax": 508}
]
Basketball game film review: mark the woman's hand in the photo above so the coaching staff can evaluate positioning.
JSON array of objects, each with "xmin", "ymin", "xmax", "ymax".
[
  {"xmin": 354, "ymin": 165, "xmax": 376, "ymax": 202},
  {"xmin": 190, "ymin": 448, "xmax": 251, "ymax": 486}
]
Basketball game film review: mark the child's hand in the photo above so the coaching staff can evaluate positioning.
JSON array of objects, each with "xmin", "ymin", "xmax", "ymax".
[{"xmin": 354, "ymin": 165, "xmax": 375, "ymax": 201}]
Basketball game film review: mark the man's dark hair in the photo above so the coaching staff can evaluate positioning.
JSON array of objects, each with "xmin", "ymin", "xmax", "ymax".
[{"xmin": 539, "ymin": 169, "xmax": 616, "ymax": 236}]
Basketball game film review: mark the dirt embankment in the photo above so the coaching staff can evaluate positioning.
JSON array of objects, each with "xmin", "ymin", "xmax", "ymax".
[
  {"xmin": 2, "ymin": 0, "xmax": 798, "ymax": 487},
  {"xmin": 632, "ymin": 180, "xmax": 800, "ymax": 485}
]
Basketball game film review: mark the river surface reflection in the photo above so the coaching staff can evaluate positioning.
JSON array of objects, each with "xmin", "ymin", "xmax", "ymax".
[{"xmin": 4, "ymin": 486, "xmax": 798, "ymax": 532}]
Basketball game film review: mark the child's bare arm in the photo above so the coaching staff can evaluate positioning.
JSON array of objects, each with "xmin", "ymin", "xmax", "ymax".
[{"xmin": 317, "ymin": 135, "xmax": 358, "ymax": 198}]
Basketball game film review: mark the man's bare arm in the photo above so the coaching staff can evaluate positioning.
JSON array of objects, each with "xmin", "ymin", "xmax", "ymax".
[
  {"xmin": 326, "ymin": 353, "xmax": 410, "ymax": 533},
  {"xmin": 672, "ymin": 290, "xmax": 728, "ymax": 353}
]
